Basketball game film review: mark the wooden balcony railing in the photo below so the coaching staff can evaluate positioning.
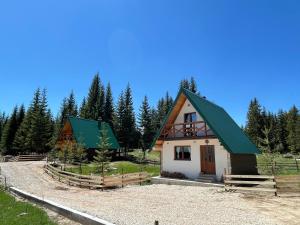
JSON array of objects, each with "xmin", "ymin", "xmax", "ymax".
[{"xmin": 160, "ymin": 121, "xmax": 215, "ymax": 140}]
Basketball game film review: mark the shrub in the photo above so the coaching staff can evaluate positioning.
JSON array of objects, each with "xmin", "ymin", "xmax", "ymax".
[{"xmin": 161, "ymin": 171, "xmax": 187, "ymax": 179}]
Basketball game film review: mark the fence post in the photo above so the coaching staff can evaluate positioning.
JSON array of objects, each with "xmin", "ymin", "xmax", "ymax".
[
  {"xmin": 155, "ymin": 221, "xmax": 159, "ymax": 225},
  {"xmin": 223, "ymin": 168, "xmax": 227, "ymax": 191},
  {"xmin": 273, "ymin": 176, "xmax": 277, "ymax": 197},
  {"xmin": 271, "ymin": 161, "xmax": 276, "ymax": 176},
  {"xmin": 4, "ymin": 176, "xmax": 7, "ymax": 190},
  {"xmin": 295, "ymin": 159, "xmax": 299, "ymax": 172},
  {"xmin": 122, "ymin": 168, "xmax": 124, "ymax": 188},
  {"xmin": 140, "ymin": 167, "xmax": 143, "ymax": 186}
]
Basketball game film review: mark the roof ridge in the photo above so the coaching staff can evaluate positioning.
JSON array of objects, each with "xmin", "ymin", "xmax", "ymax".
[
  {"xmin": 182, "ymin": 88, "xmax": 223, "ymax": 110},
  {"xmin": 68, "ymin": 116, "xmax": 102, "ymax": 123}
]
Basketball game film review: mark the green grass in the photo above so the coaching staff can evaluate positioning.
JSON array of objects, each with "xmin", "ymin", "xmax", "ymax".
[
  {"xmin": 66, "ymin": 161, "xmax": 160, "ymax": 177},
  {"xmin": 128, "ymin": 150, "xmax": 160, "ymax": 162},
  {"xmin": 257, "ymin": 154, "xmax": 300, "ymax": 175},
  {"xmin": 0, "ymin": 187, "xmax": 57, "ymax": 225}
]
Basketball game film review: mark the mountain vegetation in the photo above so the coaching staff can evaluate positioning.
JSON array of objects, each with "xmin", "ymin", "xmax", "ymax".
[{"xmin": 0, "ymin": 75, "xmax": 299, "ymax": 155}]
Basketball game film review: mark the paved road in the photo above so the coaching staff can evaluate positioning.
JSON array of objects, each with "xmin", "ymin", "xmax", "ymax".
[{"xmin": 0, "ymin": 161, "xmax": 289, "ymax": 225}]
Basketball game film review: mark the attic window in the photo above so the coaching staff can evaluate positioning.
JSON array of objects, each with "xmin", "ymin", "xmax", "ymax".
[{"xmin": 174, "ymin": 146, "xmax": 191, "ymax": 161}]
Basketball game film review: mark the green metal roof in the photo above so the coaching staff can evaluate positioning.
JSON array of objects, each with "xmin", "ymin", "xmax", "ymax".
[
  {"xmin": 151, "ymin": 88, "xmax": 260, "ymax": 154},
  {"xmin": 68, "ymin": 116, "xmax": 120, "ymax": 149}
]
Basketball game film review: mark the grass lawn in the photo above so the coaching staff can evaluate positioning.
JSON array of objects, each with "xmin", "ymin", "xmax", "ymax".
[
  {"xmin": 0, "ymin": 187, "xmax": 57, "ymax": 225},
  {"xmin": 128, "ymin": 150, "xmax": 160, "ymax": 162},
  {"xmin": 66, "ymin": 161, "xmax": 160, "ymax": 177},
  {"xmin": 257, "ymin": 154, "xmax": 300, "ymax": 175}
]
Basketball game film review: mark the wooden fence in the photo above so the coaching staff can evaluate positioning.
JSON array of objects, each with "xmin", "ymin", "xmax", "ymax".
[
  {"xmin": 257, "ymin": 160, "xmax": 300, "ymax": 174},
  {"xmin": 44, "ymin": 164, "xmax": 149, "ymax": 189},
  {"xmin": 276, "ymin": 175, "xmax": 300, "ymax": 194},
  {"xmin": 224, "ymin": 173, "xmax": 300, "ymax": 196},
  {"xmin": 224, "ymin": 174, "xmax": 277, "ymax": 195}
]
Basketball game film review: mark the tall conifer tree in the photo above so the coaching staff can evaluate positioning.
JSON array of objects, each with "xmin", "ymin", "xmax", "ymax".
[
  {"xmin": 286, "ymin": 106, "xmax": 299, "ymax": 153},
  {"xmin": 138, "ymin": 96, "xmax": 155, "ymax": 149},
  {"xmin": 104, "ymin": 83, "xmax": 114, "ymax": 129},
  {"xmin": 245, "ymin": 98, "xmax": 263, "ymax": 145},
  {"xmin": 0, "ymin": 106, "xmax": 19, "ymax": 155}
]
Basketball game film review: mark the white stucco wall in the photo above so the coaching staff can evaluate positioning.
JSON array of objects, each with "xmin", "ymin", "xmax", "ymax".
[
  {"xmin": 162, "ymin": 139, "xmax": 230, "ymax": 181},
  {"xmin": 174, "ymin": 98, "xmax": 204, "ymax": 124}
]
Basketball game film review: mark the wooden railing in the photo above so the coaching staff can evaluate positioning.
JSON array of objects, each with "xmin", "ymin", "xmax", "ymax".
[
  {"xmin": 224, "ymin": 174, "xmax": 277, "ymax": 195},
  {"xmin": 44, "ymin": 164, "xmax": 149, "ymax": 189},
  {"xmin": 160, "ymin": 121, "xmax": 215, "ymax": 139},
  {"xmin": 257, "ymin": 160, "xmax": 300, "ymax": 174},
  {"xmin": 224, "ymin": 174, "xmax": 300, "ymax": 196}
]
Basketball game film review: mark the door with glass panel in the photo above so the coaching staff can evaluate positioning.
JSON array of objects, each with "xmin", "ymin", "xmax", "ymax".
[
  {"xmin": 184, "ymin": 112, "xmax": 196, "ymax": 137},
  {"xmin": 200, "ymin": 145, "xmax": 216, "ymax": 174}
]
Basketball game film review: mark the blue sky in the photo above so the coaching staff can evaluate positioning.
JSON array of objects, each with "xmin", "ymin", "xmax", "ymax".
[{"xmin": 0, "ymin": 0, "xmax": 299, "ymax": 125}]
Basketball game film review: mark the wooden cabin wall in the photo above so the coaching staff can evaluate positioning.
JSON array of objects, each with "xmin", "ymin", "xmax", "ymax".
[{"xmin": 230, "ymin": 154, "xmax": 258, "ymax": 175}]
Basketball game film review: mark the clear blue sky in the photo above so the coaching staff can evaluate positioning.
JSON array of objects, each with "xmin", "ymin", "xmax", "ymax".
[{"xmin": 0, "ymin": 0, "xmax": 299, "ymax": 125}]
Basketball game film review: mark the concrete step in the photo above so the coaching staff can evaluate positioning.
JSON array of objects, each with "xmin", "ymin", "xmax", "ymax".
[{"xmin": 196, "ymin": 175, "xmax": 216, "ymax": 183}]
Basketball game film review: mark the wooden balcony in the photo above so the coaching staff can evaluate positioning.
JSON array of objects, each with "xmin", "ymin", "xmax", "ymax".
[{"xmin": 159, "ymin": 121, "xmax": 216, "ymax": 140}]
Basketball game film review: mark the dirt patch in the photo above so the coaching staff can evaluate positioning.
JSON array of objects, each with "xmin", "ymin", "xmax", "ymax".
[{"xmin": 243, "ymin": 194, "xmax": 300, "ymax": 225}]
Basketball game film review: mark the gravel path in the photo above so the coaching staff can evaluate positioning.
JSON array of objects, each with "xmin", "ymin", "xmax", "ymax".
[{"xmin": 0, "ymin": 161, "xmax": 285, "ymax": 225}]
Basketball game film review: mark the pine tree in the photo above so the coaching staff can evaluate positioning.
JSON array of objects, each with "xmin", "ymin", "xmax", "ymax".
[
  {"xmin": 115, "ymin": 91, "xmax": 126, "ymax": 148},
  {"xmin": 16, "ymin": 105, "xmax": 25, "ymax": 127},
  {"xmin": 0, "ymin": 112, "xmax": 8, "ymax": 145},
  {"xmin": 190, "ymin": 77, "xmax": 198, "ymax": 93},
  {"xmin": 245, "ymin": 98, "xmax": 263, "ymax": 145},
  {"xmin": 286, "ymin": 106, "xmax": 299, "ymax": 153},
  {"xmin": 29, "ymin": 89, "xmax": 53, "ymax": 153},
  {"xmin": 164, "ymin": 92, "xmax": 173, "ymax": 115},
  {"xmin": 138, "ymin": 96, "xmax": 155, "ymax": 150},
  {"xmin": 99, "ymin": 83, "xmax": 105, "ymax": 120},
  {"xmin": 155, "ymin": 98, "xmax": 165, "ymax": 129},
  {"xmin": 66, "ymin": 91, "xmax": 78, "ymax": 117},
  {"xmin": 79, "ymin": 97, "xmax": 88, "ymax": 118},
  {"xmin": 104, "ymin": 83, "xmax": 114, "ymax": 129},
  {"xmin": 0, "ymin": 106, "xmax": 19, "ymax": 155},
  {"xmin": 86, "ymin": 74, "xmax": 105, "ymax": 120},
  {"xmin": 13, "ymin": 89, "xmax": 54, "ymax": 154},
  {"xmin": 179, "ymin": 79, "xmax": 190, "ymax": 90},
  {"xmin": 277, "ymin": 110, "xmax": 288, "ymax": 152},
  {"xmin": 94, "ymin": 126, "xmax": 112, "ymax": 174},
  {"xmin": 123, "ymin": 84, "xmax": 137, "ymax": 150},
  {"xmin": 296, "ymin": 115, "xmax": 300, "ymax": 153}
]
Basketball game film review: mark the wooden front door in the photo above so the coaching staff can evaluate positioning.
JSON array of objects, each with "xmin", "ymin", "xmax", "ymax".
[{"xmin": 200, "ymin": 145, "xmax": 216, "ymax": 174}]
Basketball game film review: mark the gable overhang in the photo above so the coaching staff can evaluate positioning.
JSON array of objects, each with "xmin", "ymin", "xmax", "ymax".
[{"xmin": 151, "ymin": 88, "xmax": 260, "ymax": 154}]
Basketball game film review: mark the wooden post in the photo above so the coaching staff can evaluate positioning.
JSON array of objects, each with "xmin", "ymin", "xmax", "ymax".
[
  {"xmin": 274, "ymin": 176, "xmax": 277, "ymax": 197},
  {"xmin": 102, "ymin": 163, "xmax": 104, "ymax": 192},
  {"xmin": 223, "ymin": 168, "xmax": 227, "ymax": 191},
  {"xmin": 295, "ymin": 159, "xmax": 299, "ymax": 172},
  {"xmin": 154, "ymin": 221, "xmax": 159, "ymax": 225},
  {"xmin": 140, "ymin": 167, "xmax": 143, "ymax": 186},
  {"xmin": 271, "ymin": 162, "xmax": 275, "ymax": 176},
  {"xmin": 4, "ymin": 176, "xmax": 7, "ymax": 190},
  {"xmin": 122, "ymin": 168, "xmax": 124, "ymax": 188},
  {"xmin": 204, "ymin": 123, "xmax": 208, "ymax": 137}
]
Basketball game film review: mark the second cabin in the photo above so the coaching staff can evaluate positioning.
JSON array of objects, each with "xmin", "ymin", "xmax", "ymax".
[
  {"xmin": 151, "ymin": 88, "xmax": 260, "ymax": 182},
  {"xmin": 56, "ymin": 116, "xmax": 120, "ymax": 159}
]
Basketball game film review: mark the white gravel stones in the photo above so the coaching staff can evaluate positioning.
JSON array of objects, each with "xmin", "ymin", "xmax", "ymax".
[{"xmin": 0, "ymin": 161, "xmax": 283, "ymax": 225}]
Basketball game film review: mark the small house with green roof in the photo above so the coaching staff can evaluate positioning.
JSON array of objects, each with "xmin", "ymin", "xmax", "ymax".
[
  {"xmin": 151, "ymin": 88, "xmax": 260, "ymax": 182},
  {"xmin": 56, "ymin": 116, "xmax": 120, "ymax": 158}
]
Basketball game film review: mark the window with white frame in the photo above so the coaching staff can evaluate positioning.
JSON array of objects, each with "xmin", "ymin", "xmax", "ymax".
[{"xmin": 174, "ymin": 146, "xmax": 191, "ymax": 160}]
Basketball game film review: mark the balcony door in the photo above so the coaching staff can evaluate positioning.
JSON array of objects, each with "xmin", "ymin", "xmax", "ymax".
[
  {"xmin": 200, "ymin": 145, "xmax": 216, "ymax": 175},
  {"xmin": 184, "ymin": 112, "xmax": 196, "ymax": 136}
]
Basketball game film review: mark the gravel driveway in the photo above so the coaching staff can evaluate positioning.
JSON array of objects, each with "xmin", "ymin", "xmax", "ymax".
[{"xmin": 0, "ymin": 161, "xmax": 287, "ymax": 225}]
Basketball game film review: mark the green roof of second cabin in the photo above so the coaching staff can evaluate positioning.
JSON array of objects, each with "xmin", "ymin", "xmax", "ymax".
[
  {"xmin": 67, "ymin": 116, "xmax": 120, "ymax": 149},
  {"xmin": 151, "ymin": 88, "xmax": 260, "ymax": 155}
]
